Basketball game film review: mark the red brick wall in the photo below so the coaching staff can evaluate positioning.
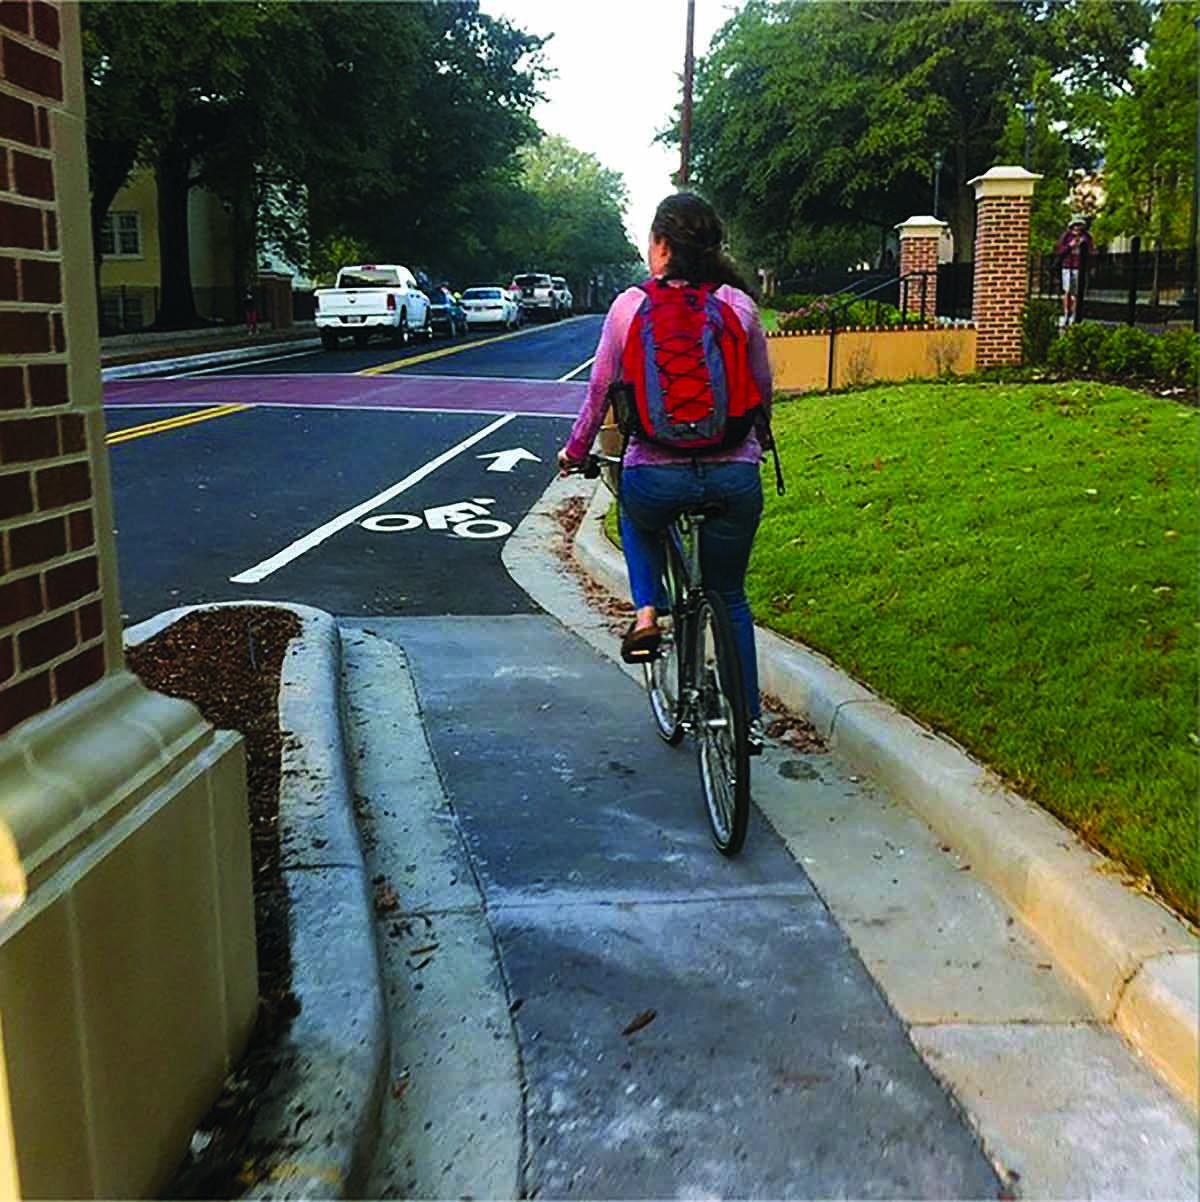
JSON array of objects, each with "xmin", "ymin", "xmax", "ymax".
[
  {"xmin": 1, "ymin": 0, "xmax": 106, "ymax": 734},
  {"xmin": 972, "ymin": 195, "xmax": 1032, "ymax": 367},
  {"xmin": 899, "ymin": 234, "xmax": 939, "ymax": 320}
]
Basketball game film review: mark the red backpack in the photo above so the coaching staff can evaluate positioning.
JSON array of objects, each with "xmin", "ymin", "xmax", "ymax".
[{"xmin": 618, "ymin": 279, "xmax": 761, "ymax": 451}]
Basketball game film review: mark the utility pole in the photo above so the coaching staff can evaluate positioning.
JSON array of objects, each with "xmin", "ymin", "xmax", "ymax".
[{"xmin": 678, "ymin": 0, "xmax": 696, "ymax": 188}]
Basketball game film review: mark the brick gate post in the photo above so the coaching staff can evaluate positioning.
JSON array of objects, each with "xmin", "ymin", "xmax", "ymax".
[
  {"xmin": 968, "ymin": 166, "xmax": 1042, "ymax": 367},
  {"xmin": 1, "ymin": 4, "xmax": 257, "ymax": 1195},
  {"xmin": 897, "ymin": 216, "xmax": 946, "ymax": 321}
]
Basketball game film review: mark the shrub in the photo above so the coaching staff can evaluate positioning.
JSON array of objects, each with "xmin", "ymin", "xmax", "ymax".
[
  {"xmin": 778, "ymin": 294, "xmax": 934, "ymax": 333},
  {"xmin": 1154, "ymin": 329, "xmax": 1200, "ymax": 388},
  {"xmin": 1045, "ymin": 321, "xmax": 1199, "ymax": 390},
  {"xmin": 1046, "ymin": 321, "xmax": 1109, "ymax": 376},
  {"xmin": 1022, "ymin": 298, "xmax": 1059, "ymax": 366},
  {"xmin": 1096, "ymin": 325, "xmax": 1159, "ymax": 381}
]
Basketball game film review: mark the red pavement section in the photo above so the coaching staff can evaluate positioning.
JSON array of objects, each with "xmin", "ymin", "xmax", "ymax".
[{"xmin": 103, "ymin": 372, "xmax": 588, "ymax": 417}]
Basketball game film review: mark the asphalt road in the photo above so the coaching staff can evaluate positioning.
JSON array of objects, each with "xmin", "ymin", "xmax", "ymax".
[{"xmin": 103, "ymin": 318, "xmax": 601, "ymax": 622}]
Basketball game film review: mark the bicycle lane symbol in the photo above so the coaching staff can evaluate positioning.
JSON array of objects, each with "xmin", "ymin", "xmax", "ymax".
[{"xmin": 359, "ymin": 498, "xmax": 512, "ymax": 539}]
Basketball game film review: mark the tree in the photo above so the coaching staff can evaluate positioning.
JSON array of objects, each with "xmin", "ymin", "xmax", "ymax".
[
  {"xmin": 493, "ymin": 136, "xmax": 641, "ymax": 304},
  {"xmin": 83, "ymin": 1, "xmax": 548, "ymax": 328},
  {"xmin": 1094, "ymin": 0, "xmax": 1198, "ymax": 248},
  {"xmin": 683, "ymin": 0, "xmax": 1156, "ymax": 277},
  {"xmin": 82, "ymin": 0, "xmax": 283, "ymax": 321}
]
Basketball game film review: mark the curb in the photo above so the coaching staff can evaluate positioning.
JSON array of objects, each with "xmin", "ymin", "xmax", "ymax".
[
  {"xmin": 571, "ymin": 483, "xmax": 1199, "ymax": 1111},
  {"xmin": 102, "ymin": 336, "xmax": 322, "ymax": 381},
  {"xmin": 125, "ymin": 602, "xmax": 386, "ymax": 1198}
]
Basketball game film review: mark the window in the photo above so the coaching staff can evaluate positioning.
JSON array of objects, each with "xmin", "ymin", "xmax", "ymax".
[{"xmin": 100, "ymin": 211, "xmax": 142, "ymax": 258}]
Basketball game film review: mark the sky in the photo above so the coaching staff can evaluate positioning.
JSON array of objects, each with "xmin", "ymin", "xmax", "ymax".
[{"xmin": 478, "ymin": 0, "xmax": 737, "ymax": 254}]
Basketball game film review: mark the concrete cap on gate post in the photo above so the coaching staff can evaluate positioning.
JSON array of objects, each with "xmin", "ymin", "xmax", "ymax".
[
  {"xmin": 896, "ymin": 216, "xmax": 948, "ymax": 239},
  {"xmin": 968, "ymin": 166, "xmax": 1043, "ymax": 199}
]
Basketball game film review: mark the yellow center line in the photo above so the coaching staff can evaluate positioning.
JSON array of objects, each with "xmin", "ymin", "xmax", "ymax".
[
  {"xmin": 106, "ymin": 403, "xmax": 251, "ymax": 445},
  {"xmin": 357, "ymin": 321, "xmax": 567, "ymax": 376}
]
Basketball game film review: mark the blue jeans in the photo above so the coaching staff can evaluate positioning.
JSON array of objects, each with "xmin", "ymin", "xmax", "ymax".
[{"xmin": 619, "ymin": 462, "xmax": 763, "ymax": 719}]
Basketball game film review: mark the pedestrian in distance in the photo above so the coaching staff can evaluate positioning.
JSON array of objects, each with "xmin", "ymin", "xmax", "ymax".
[
  {"xmin": 557, "ymin": 191, "xmax": 777, "ymax": 750},
  {"xmin": 1054, "ymin": 215, "xmax": 1096, "ymax": 328},
  {"xmin": 243, "ymin": 287, "xmax": 258, "ymax": 335}
]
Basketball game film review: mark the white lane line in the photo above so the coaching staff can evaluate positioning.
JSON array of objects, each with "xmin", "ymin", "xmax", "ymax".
[
  {"xmin": 558, "ymin": 356, "xmax": 595, "ymax": 382},
  {"xmin": 229, "ymin": 412, "xmax": 516, "ymax": 584}
]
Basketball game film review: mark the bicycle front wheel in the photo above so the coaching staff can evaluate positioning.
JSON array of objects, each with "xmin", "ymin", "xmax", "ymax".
[
  {"xmin": 694, "ymin": 593, "xmax": 750, "ymax": 856},
  {"xmin": 645, "ymin": 536, "xmax": 685, "ymax": 744}
]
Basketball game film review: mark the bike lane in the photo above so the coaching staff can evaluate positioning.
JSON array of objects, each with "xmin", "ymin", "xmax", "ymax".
[{"xmin": 347, "ymin": 612, "xmax": 1002, "ymax": 1199}]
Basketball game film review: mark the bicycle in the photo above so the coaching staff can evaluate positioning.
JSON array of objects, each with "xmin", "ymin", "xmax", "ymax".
[{"xmin": 575, "ymin": 452, "xmax": 752, "ymax": 856}]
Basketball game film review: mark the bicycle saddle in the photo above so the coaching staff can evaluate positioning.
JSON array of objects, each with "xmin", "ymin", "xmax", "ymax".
[{"xmin": 678, "ymin": 500, "xmax": 727, "ymax": 521}]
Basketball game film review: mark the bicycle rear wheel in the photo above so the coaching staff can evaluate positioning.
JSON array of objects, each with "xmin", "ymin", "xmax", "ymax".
[
  {"xmin": 694, "ymin": 592, "xmax": 750, "ymax": 856},
  {"xmin": 645, "ymin": 541, "xmax": 684, "ymax": 745}
]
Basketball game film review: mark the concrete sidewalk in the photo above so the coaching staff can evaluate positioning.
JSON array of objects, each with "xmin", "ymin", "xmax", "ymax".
[{"xmin": 101, "ymin": 322, "xmax": 321, "ymax": 378}]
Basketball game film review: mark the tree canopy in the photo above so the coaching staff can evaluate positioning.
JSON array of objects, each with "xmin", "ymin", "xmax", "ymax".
[
  {"xmin": 682, "ymin": 0, "xmax": 1171, "ymax": 277},
  {"xmin": 82, "ymin": 1, "xmax": 640, "ymax": 324}
]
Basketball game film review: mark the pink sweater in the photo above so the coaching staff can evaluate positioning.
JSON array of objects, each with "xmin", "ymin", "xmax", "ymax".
[{"xmin": 564, "ymin": 281, "xmax": 774, "ymax": 468}]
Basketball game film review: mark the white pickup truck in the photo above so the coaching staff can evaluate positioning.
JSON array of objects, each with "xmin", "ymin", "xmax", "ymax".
[{"xmin": 314, "ymin": 264, "xmax": 433, "ymax": 349}]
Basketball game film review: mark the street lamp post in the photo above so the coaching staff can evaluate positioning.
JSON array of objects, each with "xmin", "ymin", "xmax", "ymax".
[
  {"xmin": 1020, "ymin": 101, "xmax": 1037, "ymax": 171},
  {"xmin": 932, "ymin": 150, "xmax": 944, "ymax": 218}
]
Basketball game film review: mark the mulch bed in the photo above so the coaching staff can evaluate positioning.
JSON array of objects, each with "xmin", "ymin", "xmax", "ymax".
[{"xmin": 125, "ymin": 605, "xmax": 302, "ymax": 1199}]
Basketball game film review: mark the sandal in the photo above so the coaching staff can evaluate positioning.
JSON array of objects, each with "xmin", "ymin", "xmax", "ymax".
[{"xmin": 621, "ymin": 622, "xmax": 661, "ymax": 664}]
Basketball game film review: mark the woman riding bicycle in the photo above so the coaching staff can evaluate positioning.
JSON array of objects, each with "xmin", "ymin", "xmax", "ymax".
[{"xmin": 557, "ymin": 191, "xmax": 774, "ymax": 749}]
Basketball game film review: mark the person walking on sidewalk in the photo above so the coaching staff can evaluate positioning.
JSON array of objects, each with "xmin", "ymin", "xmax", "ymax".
[
  {"xmin": 1054, "ymin": 215, "xmax": 1096, "ymax": 328},
  {"xmin": 557, "ymin": 191, "xmax": 774, "ymax": 749},
  {"xmin": 243, "ymin": 287, "xmax": 258, "ymax": 335}
]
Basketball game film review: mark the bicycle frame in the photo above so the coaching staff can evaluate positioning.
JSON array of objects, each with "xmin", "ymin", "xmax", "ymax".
[{"xmin": 662, "ymin": 513, "xmax": 705, "ymax": 732}]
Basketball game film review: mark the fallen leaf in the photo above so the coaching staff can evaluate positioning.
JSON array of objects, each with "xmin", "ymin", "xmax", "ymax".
[{"xmin": 622, "ymin": 1008, "xmax": 657, "ymax": 1036}]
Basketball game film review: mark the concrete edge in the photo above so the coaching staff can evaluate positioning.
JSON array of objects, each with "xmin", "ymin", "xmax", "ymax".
[
  {"xmin": 102, "ymin": 337, "xmax": 322, "ymax": 381},
  {"xmin": 570, "ymin": 485, "xmax": 1199, "ymax": 1111},
  {"xmin": 125, "ymin": 601, "xmax": 388, "ymax": 1196}
]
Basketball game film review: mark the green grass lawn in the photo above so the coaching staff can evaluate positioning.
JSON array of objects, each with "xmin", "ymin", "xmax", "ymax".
[{"xmin": 749, "ymin": 380, "xmax": 1197, "ymax": 921}]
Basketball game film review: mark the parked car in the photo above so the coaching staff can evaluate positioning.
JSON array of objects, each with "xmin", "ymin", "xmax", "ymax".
[
  {"xmin": 314, "ymin": 264, "xmax": 433, "ymax": 348},
  {"xmin": 425, "ymin": 284, "xmax": 467, "ymax": 337},
  {"xmin": 461, "ymin": 285, "xmax": 520, "ymax": 329},
  {"xmin": 511, "ymin": 272, "xmax": 560, "ymax": 321},
  {"xmin": 551, "ymin": 276, "xmax": 573, "ymax": 316}
]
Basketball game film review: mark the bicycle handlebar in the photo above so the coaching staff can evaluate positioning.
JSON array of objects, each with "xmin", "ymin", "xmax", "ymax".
[{"xmin": 562, "ymin": 451, "xmax": 620, "ymax": 479}]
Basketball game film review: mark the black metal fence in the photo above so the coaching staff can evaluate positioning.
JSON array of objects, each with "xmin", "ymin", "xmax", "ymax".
[
  {"xmin": 1032, "ymin": 242, "xmax": 1193, "ymax": 326},
  {"xmin": 937, "ymin": 262, "xmax": 974, "ymax": 320}
]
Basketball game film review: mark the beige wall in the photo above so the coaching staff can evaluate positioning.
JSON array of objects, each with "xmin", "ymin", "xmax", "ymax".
[{"xmin": 767, "ymin": 326, "xmax": 978, "ymax": 393}]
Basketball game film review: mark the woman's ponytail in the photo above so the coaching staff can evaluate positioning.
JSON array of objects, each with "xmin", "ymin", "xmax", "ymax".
[{"xmin": 651, "ymin": 192, "xmax": 754, "ymax": 296}]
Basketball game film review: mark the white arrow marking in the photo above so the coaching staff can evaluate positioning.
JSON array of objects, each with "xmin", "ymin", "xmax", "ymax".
[{"xmin": 476, "ymin": 448, "xmax": 541, "ymax": 472}]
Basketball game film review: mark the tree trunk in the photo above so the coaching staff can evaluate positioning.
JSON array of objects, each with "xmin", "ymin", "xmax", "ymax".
[
  {"xmin": 154, "ymin": 144, "xmax": 201, "ymax": 330},
  {"xmin": 88, "ymin": 141, "xmax": 138, "ymax": 322},
  {"xmin": 948, "ymin": 182, "xmax": 975, "ymax": 264}
]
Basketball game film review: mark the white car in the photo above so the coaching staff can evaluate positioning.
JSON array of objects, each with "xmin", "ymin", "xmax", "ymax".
[
  {"xmin": 461, "ymin": 286, "xmax": 520, "ymax": 330},
  {"xmin": 551, "ymin": 276, "xmax": 573, "ymax": 316},
  {"xmin": 314, "ymin": 264, "xmax": 432, "ymax": 348}
]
